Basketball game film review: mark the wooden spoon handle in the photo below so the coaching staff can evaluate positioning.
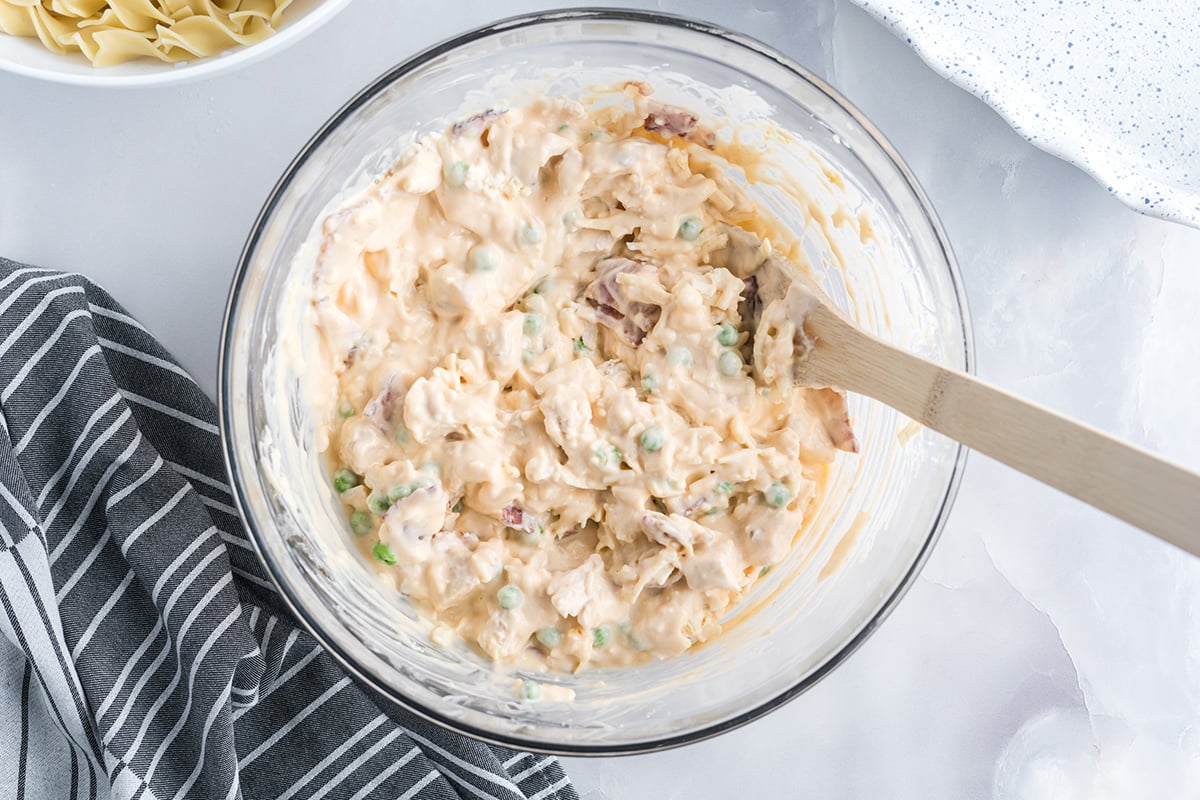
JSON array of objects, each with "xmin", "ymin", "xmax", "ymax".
[{"xmin": 805, "ymin": 305, "xmax": 1200, "ymax": 557}]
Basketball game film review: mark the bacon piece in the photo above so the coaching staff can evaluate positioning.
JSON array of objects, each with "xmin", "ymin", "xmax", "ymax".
[
  {"xmin": 642, "ymin": 101, "xmax": 717, "ymax": 149},
  {"xmin": 500, "ymin": 504, "xmax": 525, "ymax": 527},
  {"xmin": 362, "ymin": 381, "xmax": 398, "ymax": 426},
  {"xmin": 644, "ymin": 104, "xmax": 698, "ymax": 137},
  {"xmin": 583, "ymin": 257, "xmax": 662, "ymax": 346},
  {"xmin": 500, "ymin": 504, "xmax": 539, "ymax": 532}
]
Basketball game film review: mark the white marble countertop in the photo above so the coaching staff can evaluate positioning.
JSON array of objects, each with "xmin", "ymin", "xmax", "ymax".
[{"xmin": 3, "ymin": 1, "xmax": 1198, "ymax": 797}]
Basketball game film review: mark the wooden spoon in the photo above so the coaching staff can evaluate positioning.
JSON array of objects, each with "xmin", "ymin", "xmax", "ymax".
[{"xmin": 770, "ymin": 256, "xmax": 1200, "ymax": 558}]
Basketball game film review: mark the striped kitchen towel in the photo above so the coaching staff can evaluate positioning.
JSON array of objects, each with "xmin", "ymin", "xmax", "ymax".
[{"xmin": 0, "ymin": 258, "xmax": 578, "ymax": 800}]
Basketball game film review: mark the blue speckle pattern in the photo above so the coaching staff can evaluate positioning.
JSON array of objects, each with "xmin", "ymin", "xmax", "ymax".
[{"xmin": 850, "ymin": 0, "xmax": 1200, "ymax": 228}]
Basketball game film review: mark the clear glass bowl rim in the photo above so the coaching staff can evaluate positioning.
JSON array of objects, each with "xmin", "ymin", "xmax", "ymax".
[{"xmin": 218, "ymin": 6, "xmax": 975, "ymax": 756}]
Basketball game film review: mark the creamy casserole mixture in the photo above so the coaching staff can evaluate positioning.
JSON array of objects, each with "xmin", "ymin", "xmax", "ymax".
[{"xmin": 307, "ymin": 85, "xmax": 856, "ymax": 671}]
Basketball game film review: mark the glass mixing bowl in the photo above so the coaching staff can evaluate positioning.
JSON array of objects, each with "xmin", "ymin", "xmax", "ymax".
[{"xmin": 219, "ymin": 8, "xmax": 972, "ymax": 754}]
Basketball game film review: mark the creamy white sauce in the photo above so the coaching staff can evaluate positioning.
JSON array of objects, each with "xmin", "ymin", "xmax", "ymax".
[{"xmin": 304, "ymin": 85, "xmax": 856, "ymax": 671}]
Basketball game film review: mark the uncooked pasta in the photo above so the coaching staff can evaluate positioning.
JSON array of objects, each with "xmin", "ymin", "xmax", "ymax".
[{"xmin": 0, "ymin": 0, "xmax": 294, "ymax": 67}]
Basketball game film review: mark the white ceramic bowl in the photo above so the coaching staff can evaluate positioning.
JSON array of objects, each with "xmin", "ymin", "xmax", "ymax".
[
  {"xmin": 850, "ymin": 0, "xmax": 1200, "ymax": 228},
  {"xmin": 0, "ymin": 0, "xmax": 353, "ymax": 87}
]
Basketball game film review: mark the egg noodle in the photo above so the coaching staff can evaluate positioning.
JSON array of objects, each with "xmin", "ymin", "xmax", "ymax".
[{"xmin": 0, "ymin": 0, "xmax": 293, "ymax": 67}]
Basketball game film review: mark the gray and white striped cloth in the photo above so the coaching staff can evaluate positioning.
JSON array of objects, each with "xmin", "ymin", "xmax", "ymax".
[{"xmin": 0, "ymin": 258, "xmax": 578, "ymax": 800}]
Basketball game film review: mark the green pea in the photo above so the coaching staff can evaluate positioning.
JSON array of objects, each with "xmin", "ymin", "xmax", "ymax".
[
  {"xmin": 372, "ymin": 541, "xmax": 397, "ymax": 565},
  {"xmin": 639, "ymin": 426, "xmax": 664, "ymax": 453},
  {"xmin": 716, "ymin": 480, "xmax": 734, "ymax": 496},
  {"xmin": 535, "ymin": 626, "xmax": 561, "ymax": 648},
  {"xmin": 592, "ymin": 626, "xmax": 611, "ymax": 648},
  {"xmin": 641, "ymin": 373, "xmax": 659, "ymax": 394},
  {"xmin": 765, "ymin": 482, "xmax": 791, "ymax": 509},
  {"xmin": 517, "ymin": 526, "xmax": 543, "ymax": 547},
  {"xmin": 717, "ymin": 323, "xmax": 739, "ymax": 347},
  {"xmin": 667, "ymin": 345, "xmax": 692, "ymax": 367},
  {"xmin": 468, "ymin": 244, "xmax": 498, "ymax": 272},
  {"xmin": 386, "ymin": 484, "xmax": 414, "ymax": 504},
  {"xmin": 497, "ymin": 584, "xmax": 523, "ymax": 609},
  {"xmin": 717, "ymin": 350, "xmax": 742, "ymax": 377},
  {"xmin": 349, "ymin": 510, "xmax": 372, "ymax": 536},
  {"xmin": 573, "ymin": 336, "xmax": 589, "ymax": 355},
  {"xmin": 337, "ymin": 403, "xmax": 355, "ymax": 419},
  {"xmin": 524, "ymin": 312, "xmax": 545, "ymax": 335},
  {"xmin": 451, "ymin": 500, "xmax": 463, "ymax": 513},
  {"xmin": 520, "ymin": 222, "xmax": 545, "ymax": 245},
  {"xmin": 594, "ymin": 445, "xmax": 623, "ymax": 470},
  {"xmin": 760, "ymin": 565, "xmax": 772, "ymax": 576},
  {"xmin": 619, "ymin": 622, "xmax": 649, "ymax": 651},
  {"xmin": 443, "ymin": 160, "xmax": 468, "ymax": 188},
  {"xmin": 332, "ymin": 468, "xmax": 360, "ymax": 494},
  {"xmin": 521, "ymin": 680, "xmax": 541, "ymax": 701},
  {"xmin": 367, "ymin": 494, "xmax": 391, "ymax": 515},
  {"xmin": 677, "ymin": 216, "xmax": 703, "ymax": 241}
]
